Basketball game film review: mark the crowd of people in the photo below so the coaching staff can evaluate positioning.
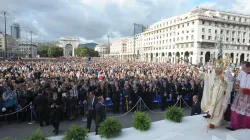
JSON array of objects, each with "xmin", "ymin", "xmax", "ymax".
[{"xmin": 0, "ymin": 58, "xmax": 240, "ymax": 135}]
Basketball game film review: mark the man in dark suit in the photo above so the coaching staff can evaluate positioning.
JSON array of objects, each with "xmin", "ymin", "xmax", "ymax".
[
  {"xmin": 86, "ymin": 91, "xmax": 98, "ymax": 132},
  {"xmin": 191, "ymin": 95, "xmax": 201, "ymax": 116},
  {"xmin": 34, "ymin": 90, "xmax": 49, "ymax": 127},
  {"xmin": 78, "ymin": 84, "xmax": 88, "ymax": 116},
  {"xmin": 50, "ymin": 93, "xmax": 63, "ymax": 135},
  {"xmin": 95, "ymin": 96, "xmax": 106, "ymax": 135}
]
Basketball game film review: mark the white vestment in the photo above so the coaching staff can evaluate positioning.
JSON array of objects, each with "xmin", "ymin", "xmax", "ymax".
[
  {"xmin": 201, "ymin": 70, "xmax": 233, "ymax": 126},
  {"xmin": 231, "ymin": 72, "xmax": 250, "ymax": 116}
]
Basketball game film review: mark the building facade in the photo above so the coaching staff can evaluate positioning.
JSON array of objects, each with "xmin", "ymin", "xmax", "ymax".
[
  {"xmin": 110, "ymin": 38, "xmax": 128, "ymax": 59},
  {"xmin": 0, "ymin": 32, "xmax": 22, "ymax": 58},
  {"xmin": 95, "ymin": 43, "xmax": 110, "ymax": 57},
  {"xmin": 18, "ymin": 44, "xmax": 38, "ymax": 57},
  {"xmin": 11, "ymin": 23, "xmax": 21, "ymax": 39},
  {"xmin": 110, "ymin": 7, "xmax": 250, "ymax": 65}
]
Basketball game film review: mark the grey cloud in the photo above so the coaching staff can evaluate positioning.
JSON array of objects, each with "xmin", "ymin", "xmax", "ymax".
[{"xmin": 1, "ymin": 0, "xmax": 248, "ymax": 44}]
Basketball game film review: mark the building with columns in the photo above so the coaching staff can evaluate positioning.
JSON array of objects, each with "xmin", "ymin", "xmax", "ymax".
[
  {"xmin": 110, "ymin": 7, "xmax": 250, "ymax": 65},
  {"xmin": 94, "ymin": 43, "xmax": 110, "ymax": 57}
]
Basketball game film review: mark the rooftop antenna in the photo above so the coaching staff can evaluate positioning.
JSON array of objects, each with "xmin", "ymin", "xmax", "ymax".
[{"xmin": 13, "ymin": 15, "xmax": 16, "ymax": 23}]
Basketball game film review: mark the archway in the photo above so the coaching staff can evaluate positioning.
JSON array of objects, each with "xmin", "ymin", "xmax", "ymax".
[
  {"xmin": 168, "ymin": 52, "xmax": 172, "ymax": 63},
  {"xmin": 176, "ymin": 52, "xmax": 180, "ymax": 63},
  {"xmin": 65, "ymin": 44, "xmax": 73, "ymax": 57},
  {"xmin": 156, "ymin": 53, "xmax": 158, "ymax": 62},
  {"xmin": 205, "ymin": 51, "xmax": 211, "ymax": 63},
  {"xmin": 168, "ymin": 52, "xmax": 172, "ymax": 57},
  {"xmin": 150, "ymin": 53, "xmax": 153, "ymax": 62},
  {"xmin": 240, "ymin": 53, "xmax": 244, "ymax": 64},
  {"xmin": 230, "ymin": 53, "xmax": 234, "ymax": 63},
  {"xmin": 162, "ymin": 53, "xmax": 165, "ymax": 62},
  {"xmin": 184, "ymin": 51, "xmax": 189, "ymax": 63}
]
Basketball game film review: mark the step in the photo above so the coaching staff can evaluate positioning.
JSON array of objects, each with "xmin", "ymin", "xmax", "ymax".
[
  {"xmin": 212, "ymin": 135, "xmax": 223, "ymax": 140},
  {"xmin": 227, "ymin": 134, "xmax": 239, "ymax": 140}
]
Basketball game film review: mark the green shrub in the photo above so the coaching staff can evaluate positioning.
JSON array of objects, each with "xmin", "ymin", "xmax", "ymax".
[
  {"xmin": 24, "ymin": 129, "xmax": 47, "ymax": 140},
  {"xmin": 2, "ymin": 137, "xmax": 16, "ymax": 140},
  {"xmin": 132, "ymin": 111, "xmax": 151, "ymax": 131},
  {"xmin": 165, "ymin": 106, "xmax": 184, "ymax": 123},
  {"xmin": 64, "ymin": 124, "xmax": 88, "ymax": 140},
  {"xmin": 98, "ymin": 117, "xmax": 122, "ymax": 139}
]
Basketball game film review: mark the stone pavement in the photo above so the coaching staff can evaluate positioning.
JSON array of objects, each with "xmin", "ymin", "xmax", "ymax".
[{"xmin": 0, "ymin": 108, "xmax": 191, "ymax": 140}]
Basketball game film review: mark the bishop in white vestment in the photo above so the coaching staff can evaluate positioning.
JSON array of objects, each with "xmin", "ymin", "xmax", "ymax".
[
  {"xmin": 228, "ymin": 62, "xmax": 250, "ymax": 130},
  {"xmin": 200, "ymin": 61, "xmax": 233, "ymax": 128}
]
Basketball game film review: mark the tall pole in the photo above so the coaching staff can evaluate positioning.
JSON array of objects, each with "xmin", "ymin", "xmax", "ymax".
[
  {"xmin": 108, "ymin": 35, "xmax": 110, "ymax": 58},
  {"xmin": 1, "ymin": 11, "xmax": 8, "ymax": 59},
  {"xmin": 30, "ymin": 31, "xmax": 33, "ymax": 57},
  {"xmin": 133, "ymin": 23, "xmax": 136, "ymax": 61}
]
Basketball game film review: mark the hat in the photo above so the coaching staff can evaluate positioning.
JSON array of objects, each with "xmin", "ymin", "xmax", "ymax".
[{"xmin": 214, "ymin": 59, "xmax": 224, "ymax": 69}]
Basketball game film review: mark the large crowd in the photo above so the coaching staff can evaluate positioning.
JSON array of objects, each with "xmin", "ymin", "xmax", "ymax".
[{"xmin": 0, "ymin": 58, "xmax": 239, "ymax": 135}]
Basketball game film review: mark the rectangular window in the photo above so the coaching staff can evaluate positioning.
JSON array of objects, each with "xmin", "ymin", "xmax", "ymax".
[
  {"xmin": 208, "ymin": 29, "xmax": 211, "ymax": 33},
  {"xmin": 208, "ymin": 36, "xmax": 211, "ymax": 40},
  {"xmin": 202, "ymin": 28, "xmax": 205, "ymax": 32},
  {"xmin": 202, "ymin": 35, "xmax": 205, "ymax": 39},
  {"xmin": 215, "ymin": 30, "xmax": 217, "ymax": 34}
]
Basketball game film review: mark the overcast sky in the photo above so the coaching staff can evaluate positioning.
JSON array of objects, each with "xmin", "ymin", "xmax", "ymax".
[{"xmin": 0, "ymin": 0, "xmax": 249, "ymax": 44}]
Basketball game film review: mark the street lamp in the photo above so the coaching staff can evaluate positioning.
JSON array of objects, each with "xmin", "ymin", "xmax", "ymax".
[
  {"xmin": 30, "ymin": 31, "xmax": 33, "ymax": 57},
  {"xmin": 1, "ymin": 11, "xmax": 9, "ymax": 59},
  {"xmin": 133, "ymin": 23, "xmax": 146, "ymax": 61}
]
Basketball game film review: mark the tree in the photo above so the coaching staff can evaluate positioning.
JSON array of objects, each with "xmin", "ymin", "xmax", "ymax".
[
  {"xmin": 37, "ymin": 46, "xmax": 49, "ymax": 57},
  {"xmin": 47, "ymin": 46, "xmax": 63, "ymax": 57},
  {"xmin": 75, "ymin": 46, "xmax": 99, "ymax": 57}
]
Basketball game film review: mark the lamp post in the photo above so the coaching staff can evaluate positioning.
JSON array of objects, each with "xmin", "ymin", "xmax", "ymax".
[
  {"xmin": 1, "ymin": 11, "xmax": 9, "ymax": 59},
  {"xmin": 29, "ymin": 31, "xmax": 33, "ymax": 58},
  {"xmin": 133, "ymin": 23, "xmax": 146, "ymax": 61}
]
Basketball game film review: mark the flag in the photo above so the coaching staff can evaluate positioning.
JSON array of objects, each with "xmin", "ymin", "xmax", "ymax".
[{"xmin": 30, "ymin": 105, "xmax": 38, "ymax": 120}]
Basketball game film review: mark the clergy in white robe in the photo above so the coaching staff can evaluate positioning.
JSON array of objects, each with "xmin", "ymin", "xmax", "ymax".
[
  {"xmin": 228, "ymin": 62, "xmax": 250, "ymax": 130},
  {"xmin": 200, "ymin": 61, "xmax": 233, "ymax": 128}
]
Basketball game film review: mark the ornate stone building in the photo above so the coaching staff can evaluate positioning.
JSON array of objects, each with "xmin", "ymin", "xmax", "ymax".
[{"xmin": 110, "ymin": 7, "xmax": 250, "ymax": 65}]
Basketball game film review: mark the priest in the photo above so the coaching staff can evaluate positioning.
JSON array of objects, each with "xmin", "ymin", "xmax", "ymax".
[
  {"xmin": 197, "ymin": 59, "xmax": 233, "ymax": 129},
  {"xmin": 227, "ymin": 62, "xmax": 250, "ymax": 130}
]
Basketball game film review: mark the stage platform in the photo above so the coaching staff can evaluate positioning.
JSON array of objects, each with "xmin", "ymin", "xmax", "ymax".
[{"xmin": 49, "ymin": 115, "xmax": 249, "ymax": 140}]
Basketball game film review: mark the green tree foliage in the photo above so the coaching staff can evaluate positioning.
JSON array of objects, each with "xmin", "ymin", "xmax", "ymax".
[
  {"xmin": 37, "ymin": 46, "xmax": 49, "ymax": 57},
  {"xmin": 2, "ymin": 137, "xmax": 16, "ymax": 140},
  {"xmin": 47, "ymin": 46, "xmax": 63, "ymax": 57},
  {"xmin": 37, "ymin": 45, "xmax": 99, "ymax": 57},
  {"xmin": 75, "ymin": 46, "xmax": 99, "ymax": 57}
]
